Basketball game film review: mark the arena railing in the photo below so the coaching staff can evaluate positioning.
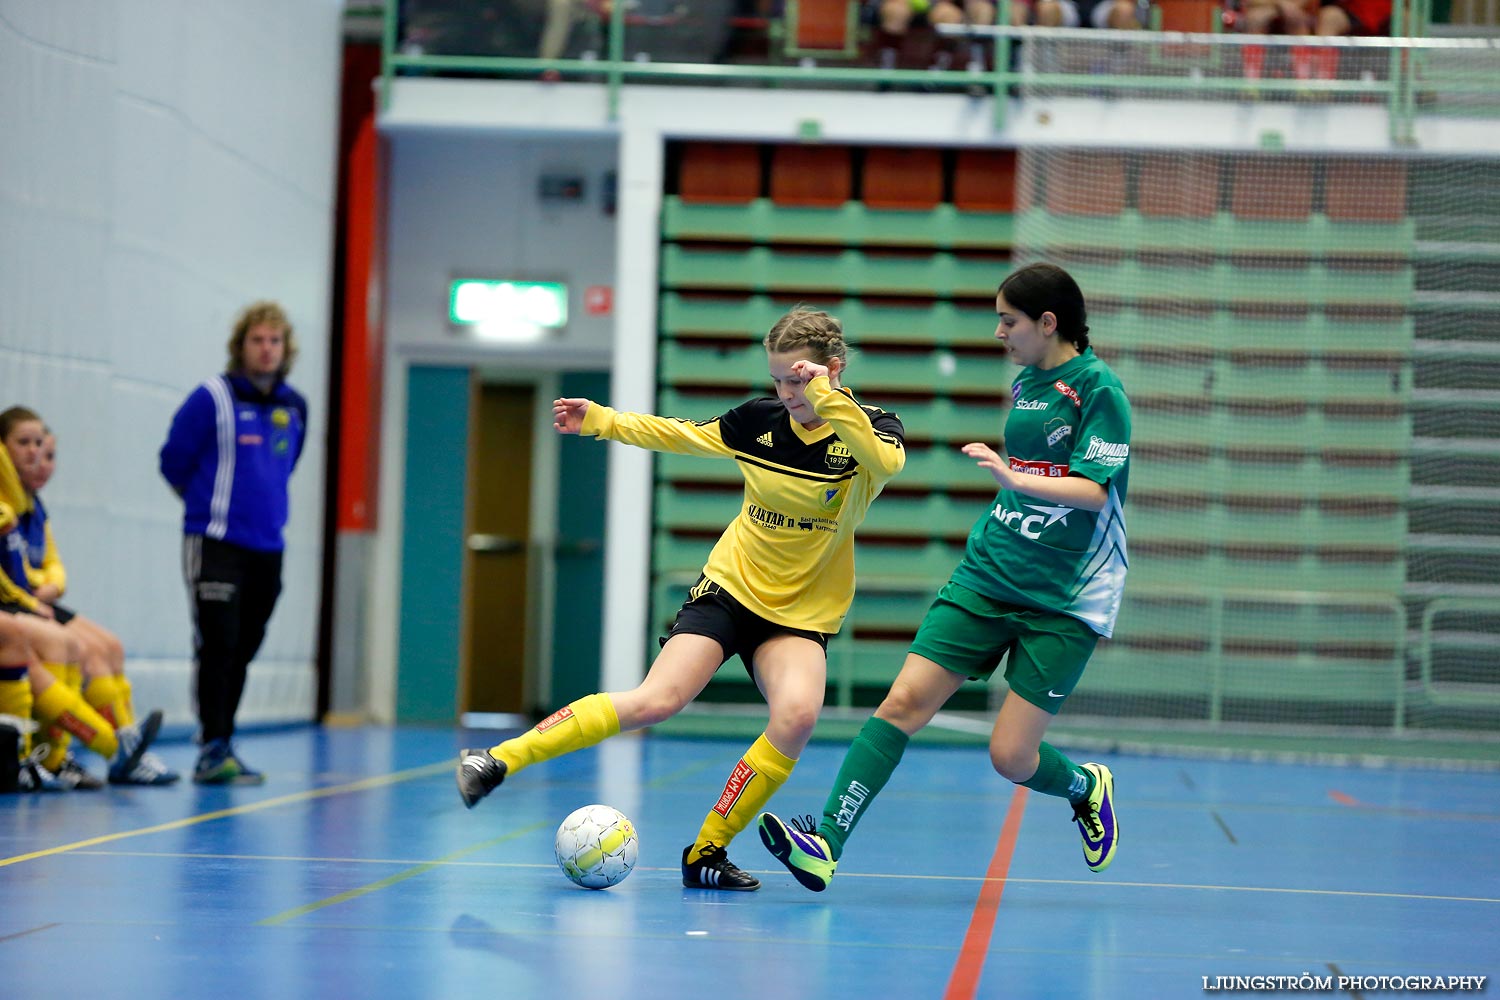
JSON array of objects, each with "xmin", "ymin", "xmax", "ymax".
[{"xmin": 380, "ymin": 0, "xmax": 1498, "ymax": 143}]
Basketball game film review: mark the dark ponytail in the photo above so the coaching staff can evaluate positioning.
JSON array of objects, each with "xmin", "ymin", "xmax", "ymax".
[{"xmin": 999, "ymin": 263, "xmax": 1090, "ymax": 351}]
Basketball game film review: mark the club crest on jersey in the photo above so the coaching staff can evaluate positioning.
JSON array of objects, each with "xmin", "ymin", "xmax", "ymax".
[
  {"xmin": 819, "ymin": 484, "xmax": 845, "ymax": 511},
  {"xmin": 272, "ymin": 408, "xmax": 291, "ymax": 428},
  {"xmin": 824, "ymin": 441, "xmax": 851, "ymax": 470},
  {"xmin": 1045, "ymin": 418, "xmax": 1073, "ymax": 449}
]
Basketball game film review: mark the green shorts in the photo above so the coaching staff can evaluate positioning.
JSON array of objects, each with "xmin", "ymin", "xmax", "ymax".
[{"xmin": 909, "ymin": 581, "xmax": 1099, "ymax": 715}]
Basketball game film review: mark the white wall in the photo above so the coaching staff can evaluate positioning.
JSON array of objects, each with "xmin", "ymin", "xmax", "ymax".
[
  {"xmin": 364, "ymin": 128, "xmax": 620, "ymax": 721},
  {"xmin": 383, "ymin": 129, "xmax": 621, "ymax": 366},
  {"xmin": 0, "ymin": 1, "xmax": 343, "ymax": 728}
]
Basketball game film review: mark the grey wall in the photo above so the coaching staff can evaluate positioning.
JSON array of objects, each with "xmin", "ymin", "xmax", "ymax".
[
  {"xmin": 0, "ymin": 2, "xmax": 343, "ymax": 726},
  {"xmin": 384, "ymin": 130, "xmax": 620, "ymax": 366}
]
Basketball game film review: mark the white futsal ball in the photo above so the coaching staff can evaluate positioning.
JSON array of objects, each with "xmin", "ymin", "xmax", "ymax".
[{"xmin": 555, "ymin": 804, "xmax": 639, "ymax": 889}]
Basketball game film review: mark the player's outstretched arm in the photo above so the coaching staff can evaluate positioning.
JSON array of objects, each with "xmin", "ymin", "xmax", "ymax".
[
  {"xmin": 961, "ymin": 442, "xmax": 1107, "ymax": 512},
  {"xmin": 554, "ymin": 397, "xmax": 591, "ymax": 435}
]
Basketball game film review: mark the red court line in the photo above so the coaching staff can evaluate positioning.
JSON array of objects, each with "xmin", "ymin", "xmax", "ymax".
[{"xmin": 944, "ymin": 785, "xmax": 1030, "ymax": 1000}]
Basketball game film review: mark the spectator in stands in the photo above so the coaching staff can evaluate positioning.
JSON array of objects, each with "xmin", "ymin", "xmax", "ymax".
[
  {"xmin": 1314, "ymin": 0, "xmax": 1391, "ymax": 34},
  {"xmin": 0, "ymin": 409, "xmax": 179, "ymax": 785},
  {"xmin": 1237, "ymin": 0, "xmax": 1314, "ymax": 34},
  {"xmin": 159, "ymin": 301, "xmax": 308, "ymax": 786},
  {"xmin": 871, "ymin": 0, "xmax": 996, "ymax": 70},
  {"xmin": 870, "ymin": 0, "xmax": 1139, "ymax": 74},
  {"xmin": 1239, "ymin": 0, "xmax": 1387, "ymax": 34},
  {"xmin": 456, "ymin": 308, "xmax": 907, "ymax": 893},
  {"xmin": 402, "ymin": 0, "xmax": 599, "ymax": 73}
]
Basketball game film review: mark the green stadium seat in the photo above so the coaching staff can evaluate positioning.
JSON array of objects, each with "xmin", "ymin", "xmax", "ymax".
[
  {"xmin": 660, "ymin": 245, "xmax": 1004, "ymax": 297},
  {"xmin": 660, "ymin": 198, "xmax": 1015, "ymax": 250},
  {"xmin": 1216, "ymin": 356, "xmax": 1410, "ymax": 401},
  {"xmin": 660, "ymin": 292, "xmax": 1001, "ymax": 348}
]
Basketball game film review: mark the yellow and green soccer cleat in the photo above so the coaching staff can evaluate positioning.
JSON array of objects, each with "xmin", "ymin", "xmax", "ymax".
[
  {"xmin": 1072, "ymin": 762, "xmax": 1118, "ymax": 873},
  {"xmin": 757, "ymin": 812, "xmax": 838, "ymax": 892}
]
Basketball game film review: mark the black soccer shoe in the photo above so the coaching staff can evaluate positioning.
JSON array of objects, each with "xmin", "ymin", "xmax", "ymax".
[
  {"xmin": 681, "ymin": 843, "xmax": 761, "ymax": 891},
  {"xmin": 456, "ymin": 748, "xmax": 507, "ymax": 808}
]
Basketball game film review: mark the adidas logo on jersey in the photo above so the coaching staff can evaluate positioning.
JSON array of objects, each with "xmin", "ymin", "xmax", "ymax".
[{"xmin": 757, "ymin": 432, "xmax": 774, "ymax": 448}]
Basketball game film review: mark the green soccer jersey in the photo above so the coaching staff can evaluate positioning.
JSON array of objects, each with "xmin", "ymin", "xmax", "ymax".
[{"xmin": 949, "ymin": 348, "xmax": 1132, "ymax": 637}]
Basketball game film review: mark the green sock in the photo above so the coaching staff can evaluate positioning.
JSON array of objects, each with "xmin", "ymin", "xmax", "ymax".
[
  {"xmin": 816, "ymin": 716, "xmax": 909, "ymax": 861},
  {"xmin": 1020, "ymin": 741, "xmax": 1092, "ymax": 803}
]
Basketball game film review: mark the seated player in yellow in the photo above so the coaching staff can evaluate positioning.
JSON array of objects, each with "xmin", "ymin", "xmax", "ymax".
[
  {"xmin": 456, "ymin": 307, "xmax": 906, "ymax": 890},
  {"xmin": 0, "ymin": 407, "xmax": 171, "ymax": 786},
  {"xmin": 0, "ymin": 528, "xmax": 162, "ymax": 790}
]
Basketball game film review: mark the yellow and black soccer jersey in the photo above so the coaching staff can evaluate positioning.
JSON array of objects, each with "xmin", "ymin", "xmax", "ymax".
[
  {"xmin": 0, "ymin": 448, "xmax": 40, "ymax": 611},
  {"xmin": 582, "ymin": 376, "xmax": 905, "ymax": 634}
]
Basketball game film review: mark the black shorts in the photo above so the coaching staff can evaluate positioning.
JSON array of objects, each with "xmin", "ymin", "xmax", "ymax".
[
  {"xmin": 0, "ymin": 600, "xmax": 70, "ymax": 622},
  {"xmin": 659, "ymin": 575, "xmax": 830, "ymax": 678}
]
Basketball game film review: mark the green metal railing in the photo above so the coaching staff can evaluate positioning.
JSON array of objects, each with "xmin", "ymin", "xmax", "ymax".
[{"xmin": 379, "ymin": 0, "xmax": 1498, "ymax": 142}]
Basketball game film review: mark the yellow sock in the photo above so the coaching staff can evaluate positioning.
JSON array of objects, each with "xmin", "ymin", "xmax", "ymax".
[
  {"xmin": 40, "ymin": 663, "xmax": 85, "ymax": 770},
  {"xmin": 32, "ymin": 676, "xmax": 118, "ymax": 760},
  {"xmin": 693, "ymin": 733, "xmax": 797, "ymax": 853},
  {"xmin": 0, "ymin": 669, "xmax": 33, "ymax": 756},
  {"xmin": 490, "ymin": 693, "xmax": 620, "ymax": 777},
  {"xmin": 117, "ymin": 675, "xmax": 137, "ymax": 727},
  {"xmin": 86, "ymin": 673, "xmax": 133, "ymax": 728}
]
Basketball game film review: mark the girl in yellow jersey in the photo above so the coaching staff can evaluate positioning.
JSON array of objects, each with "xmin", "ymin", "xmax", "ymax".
[
  {"xmin": 456, "ymin": 308, "xmax": 906, "ymax": 889},
  {"xmin": 0, "ymin": 408, "xmax": 174, "ymax": 786}
]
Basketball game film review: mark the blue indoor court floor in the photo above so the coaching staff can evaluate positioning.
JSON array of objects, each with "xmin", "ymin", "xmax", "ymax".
[{"xmin": 3, "ymin": 724, "xmax": 1497, "ymax": 1000}]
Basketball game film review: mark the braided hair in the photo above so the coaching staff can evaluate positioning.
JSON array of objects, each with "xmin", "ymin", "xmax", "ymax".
[{"xmin": 763, "ymin": 308, "xmax": 849, "ymax": 368}]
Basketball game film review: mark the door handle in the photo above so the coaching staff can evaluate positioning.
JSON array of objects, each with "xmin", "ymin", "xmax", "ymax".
[{"xmin": 468, "ymin": 534, "xmax": 524, "ymax": 554}]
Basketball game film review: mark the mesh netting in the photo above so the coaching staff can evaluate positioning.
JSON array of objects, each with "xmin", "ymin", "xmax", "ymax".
[{"xmin": 1013, "ymin": 145, "xmax": 1500, "ymax": 755}]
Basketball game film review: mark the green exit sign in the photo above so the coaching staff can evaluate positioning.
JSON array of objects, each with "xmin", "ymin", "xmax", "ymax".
[{"xmin": 449, "ymin": 280, "xmax": 568, "ymax": 339}]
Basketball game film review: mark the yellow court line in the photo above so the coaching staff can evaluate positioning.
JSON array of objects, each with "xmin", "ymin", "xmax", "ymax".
[
  {"xmin": 256, "ymin": 820, "xmax": 551, "ymax": 926},
  {"xmin": 0, "ymin": 760, "xmax": 452, "ymax": 869}
]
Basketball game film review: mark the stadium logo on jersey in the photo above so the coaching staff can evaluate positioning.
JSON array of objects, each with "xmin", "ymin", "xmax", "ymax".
[
  {"xmin": 1014, "ymin": 398, "xmax": 1049, "ymax": 410},
  {"xmin": 824, "ymin": 441, "xmax": 851, "ymax": 470},
  {"xmin": 1054, "ymin": 380, "xmax": 1082, "ymax": 407},
  {"xmin": 756, "ymin": 431, "xmax": 774, "ymax": 448},
  {"xmin": 1045, "ymin": 418, "xmax": 1073, "ymax": 449},
  {"xmin": 991, "ymin": 501, "xmax": 1074, "ymax": 539},
  {"xmin": 1082, "ymin": 436, "xmax": 1129, "ymax": 467},
  {"xmin": 818, "ymin": 484, "xmax": 845, "ymax": 511},
  {"xmin": 239, "ymin": 410, "xmax": 256, "ymax": 421}
]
